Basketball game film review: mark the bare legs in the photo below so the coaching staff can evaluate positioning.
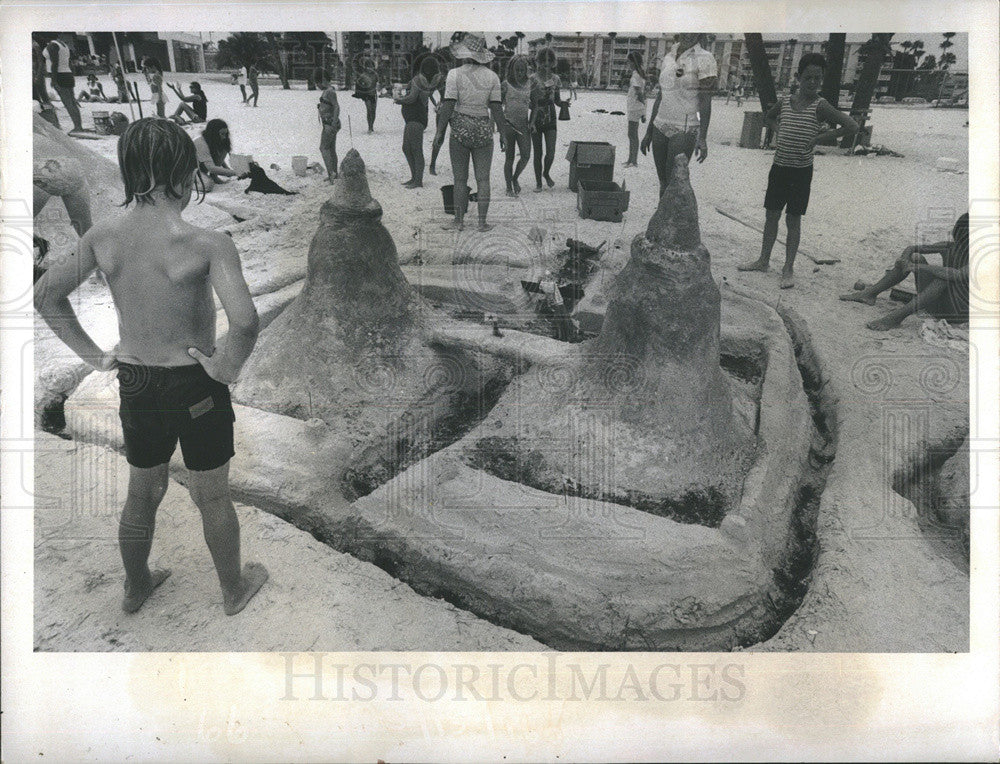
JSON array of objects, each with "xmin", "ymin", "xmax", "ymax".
[
  {"xmin": 171, "ymin": 102, "xmax": 204, "ymax": 124},
  {"xmin": 118, "ymin": 461, "xmax": 267, "ymax": 615},
  {"xmin": 365, "ymin": 97, "xmax": 377, "ymax": 133},
  {"xmin": 446, "ymin": 137, "xmax": 493, "ymax": 232},
  {"xmin": 119, "ymin": 464, "xmax": 172, "ymax": 612},
  {"xmin": 320, "ymin": 125, "xmax": 339, "ymax": 183},
  {"xmin": 839, "ymin": 251, "xmax": 954, "ymax": 330},
  {"xmin": 626, "ymin": 120, "xmax": 640, "ymax": 166},
  {"xmin": 53, "ymin": 84, "xmax": 83, "ymax": 131},
  {"xmin": 503, "ymin": 124, "xmax": 530, "ymax": 196},
  {"xmin": 531, "ymin": 127, "xmax": 556, "ymax": 190},
  {"xmin": 401, "ymin": 121, "xmax": 426, "ymax": 188},
  {"xmin": 650, "ymin": 126, "xmax": 696, "ymax": 198},
  {"xmin": 429, "ymin": 115, "xmax": 444, "ymax": 175},
  {"xmin": 187, "ymin": 462, "xmax": 268, "ymax": 616},
  {"xmin": 737, "ymin": 210, "xmax": 800, "ymax": 288}
]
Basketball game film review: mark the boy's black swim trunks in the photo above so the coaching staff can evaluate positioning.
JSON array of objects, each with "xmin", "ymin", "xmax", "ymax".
[
  {"xmin": 764, "ymin": 163, "xmax": 814, "ymax": 216},
  {"xmin": 117, "ymin": 362, "xmax": 235, "ymax": 471}
]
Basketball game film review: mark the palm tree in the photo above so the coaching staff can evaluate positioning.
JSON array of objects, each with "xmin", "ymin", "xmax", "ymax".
[
  {"xmin": 938, "ymin": 51, "xmax": 957, "ymax": 70},
  {"xmin": 912, "ymin": 39, "xmax": 925, "ymax": 65},
  {"xmin": 940, "ymin": 32, "xmax": 956, "ymax": 56},
  {"xmin": 516, "ymin": 31, "xmax": 525, "ymax": 54},
  {"xmin": 215, "ymin": 32, "xmax": 269, "ymax": 70},
  {"xmin": 842, "ymin": 33, "xmax": 893, "ymax": 147},
  {"xmin": 264, "ymin": 32, "xmax": 290, "ymax": 89}
]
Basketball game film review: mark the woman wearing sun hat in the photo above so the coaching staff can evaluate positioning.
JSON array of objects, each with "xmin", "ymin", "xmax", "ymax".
[{"xmin": 433, "ymin": 32, "xmax": 506, "ymax": 232}]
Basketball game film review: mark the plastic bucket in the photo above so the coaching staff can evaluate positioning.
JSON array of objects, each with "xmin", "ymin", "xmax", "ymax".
[
  {"xmin": 292, "ymin": 155, "xmax": 309, "ymax": 177},
  {"xmin": 441, "ymin": 184, "xmax": 476, "ymax": 216}
]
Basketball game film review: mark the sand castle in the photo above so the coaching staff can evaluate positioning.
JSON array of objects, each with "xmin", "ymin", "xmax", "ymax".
[
  {"xmin": 463, "ymin": 157, "xmax": 757, "ymax": 523},
  {"xmin": 233, "ymin": 150, "xmax": 513, "ymax": 494}
]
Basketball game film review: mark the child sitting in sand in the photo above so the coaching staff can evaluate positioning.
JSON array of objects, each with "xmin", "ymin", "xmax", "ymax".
[
  {"xmin": 738, "ymin": 53, "xmax": 858, "ymax": 289},
  {"xmin": 34, "ymin": 118, "xmax": 267, "ymax": 616},
  {"xmin": 840, "ymin": 213, "xmax": 970, "ymax": 331}
]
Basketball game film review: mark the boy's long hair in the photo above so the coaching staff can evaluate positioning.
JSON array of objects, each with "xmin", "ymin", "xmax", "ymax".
[
  {"xmin": 117, "ymin": 117, "xmax": 202, "ymax": 206},
  {"xmin": 202, "ymin": 119, "xmax": 231, "ymax": 166}
]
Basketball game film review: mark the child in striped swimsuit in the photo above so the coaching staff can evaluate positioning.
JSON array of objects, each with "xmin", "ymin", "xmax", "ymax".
[{"xmin": 739, "ymin": 53, "xmax": 857, "ymax": 288}]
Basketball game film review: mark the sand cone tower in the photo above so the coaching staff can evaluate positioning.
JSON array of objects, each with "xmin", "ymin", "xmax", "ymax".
[
  {"xmin": 234, "ymin": 151, "xmax": 510, "ymax": 491},
  {"xmin": 465, "ymin": 155, "xmax": 755, "ymax": 522}
]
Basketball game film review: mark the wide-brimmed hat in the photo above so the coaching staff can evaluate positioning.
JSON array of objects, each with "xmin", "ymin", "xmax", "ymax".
[{"xmin": 451, "ymin": 32, "xmax": 494, "ymax": 64}]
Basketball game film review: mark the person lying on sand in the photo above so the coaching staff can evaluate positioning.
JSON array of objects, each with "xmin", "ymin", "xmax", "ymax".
[
  {"xmin": 840, "ymin": 213, "xmax": 969, "ymax": 331},
  {"xmin": 34, "ymin": 118, "xmax": 268, "ymax": 616}
]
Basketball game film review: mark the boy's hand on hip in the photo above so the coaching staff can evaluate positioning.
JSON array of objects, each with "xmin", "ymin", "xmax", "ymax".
[
  {"xmin": 188, "ymin": 346, "xmax": 235, "ymax": 385},
  {"xmin": 640, "ymin": 133, "xmax": 651, "ymax": 155},
  {"xmin": 94, "ymin": 349, "xmax": 119, "ymax": 372}
]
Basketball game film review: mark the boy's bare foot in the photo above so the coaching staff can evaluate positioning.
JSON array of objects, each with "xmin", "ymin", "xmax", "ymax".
[
  {"xmin": 737, "ymin": 259, "xmax": 769, "ymax": 272},
  {"xmin": 779, "ymin": 272, "xmax": 795, "ymax": 289},
  {"xmin": 544, "ymin": 173, "xmax": 555, "ymax": 188},
  {"xmin": 512, "ymin": 179, "xmax": 521, "ymax": 195},
  {"xmin": 840, "ymin": 290, "xmax": 877, "ymax": 305},
  {"xmin": 223, "ymin": 562, "xmax": 269, "ymax": 616},
  {"xmin": 506, "ymin": 187, "xmax": 516, "ymax": 197},
  {"xmin": 428, "ymin": 166, "xmax": 437, "ymax": 176},
  {"xmin": 534, "ymin": 184, "xmax": 544, "ymax": 193},
  {"xmin": 401, "ymin": 179, "xmax": 414, "ymax": 186},
  {"xmin": 477, "ymin": 223, "xmax": 494, "ymax": 232},
  {"xmin": 122, "ymin": 569, "xmax": 172, "ymax": 613},
  {"xmin": 866, "ymin": 315, "xmax": 901, "ymax": 331},
  {"xmin": 442, "ymin": 220, "xmax": 464, "ymax": 231}
]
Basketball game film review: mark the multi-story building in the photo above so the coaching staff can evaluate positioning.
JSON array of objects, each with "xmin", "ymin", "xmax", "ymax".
[
  {"xmin": 528, "ymin": 33, "xmax": 674, "ymax": 89},
  {"xmin": 336, "ymin": 32, "xmax": 425, "ymax": 83},
  {"xmin": 70, "ymin": 32, "xmax": 207, "ymax": 73}
]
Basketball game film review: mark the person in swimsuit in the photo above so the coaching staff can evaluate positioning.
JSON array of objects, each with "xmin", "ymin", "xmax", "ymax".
[
  {"xmin": 168, "ymin": 81, "xmax": 208, "ymax": 124},
  {"xmin": 501, "ymin": 54, "xmax": 531, "ymax": 196},
  {"xmin": 624, "ymin": 51, "xmax": 647, "ymax": 167},
  {"xmin": 529, "ymin": 47, "xmax": 562, "ymax": 191},
  {"xmin": 353, "ymin": 58, "xmax": 379, "ymax": 133},
  {"xmin": 317, "ymin": 71, "xmax": 341, "ymax": 183},
  {"xmin": 143, "ymin": 56, "xmax": 167, "ymax": 118},
  {"xmin": 397, "ymin": 54, "xmax": 440, "ymax": 188},
  {"xmin": 248, "ymin": 63, "xmax": 260, "ymax": 107},
  {"xmin": 34, "ymin": 118, "xmax": 268, "ymax": 616}
]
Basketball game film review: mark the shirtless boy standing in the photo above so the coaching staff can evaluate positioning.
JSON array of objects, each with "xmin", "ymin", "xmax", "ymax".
[{"xmin": 35, "ymin": 118, "xmax": 268, "ymax": 615}]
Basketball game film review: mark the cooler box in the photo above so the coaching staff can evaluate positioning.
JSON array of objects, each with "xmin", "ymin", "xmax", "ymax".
[
  {"xmin": 566, "ymin": 141, "xmax": 615, "ymax": 192},
  {"xmin": 92, "ymin": 111, "xmax": 112, "ymax": 135},
  {"xmin": 577, "ymin": 180, "xmax": 630, "ymax": 223}
]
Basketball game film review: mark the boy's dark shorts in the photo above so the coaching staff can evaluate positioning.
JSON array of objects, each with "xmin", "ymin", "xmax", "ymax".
[
  {"xmin": 764, "ymin": 163, "xmax": 814, "ymax": 216},
  {"xmin": 117, "ymin": 362, "xmax": 235, "ymax": 471},
  {"xmin": 54, "ymin": 73, "xmax": 75, "ymax": 90}
]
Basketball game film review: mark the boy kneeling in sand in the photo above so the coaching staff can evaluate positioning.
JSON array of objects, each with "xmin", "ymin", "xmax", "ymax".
[{"xmin": 35, "ymin": 118, "xmax": 268, "ymax": 615}]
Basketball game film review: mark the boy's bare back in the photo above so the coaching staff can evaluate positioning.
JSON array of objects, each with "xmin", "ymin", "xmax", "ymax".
[{"xmin": 85, "ymin": 213, "xmax": 234, "ymax": 367}]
